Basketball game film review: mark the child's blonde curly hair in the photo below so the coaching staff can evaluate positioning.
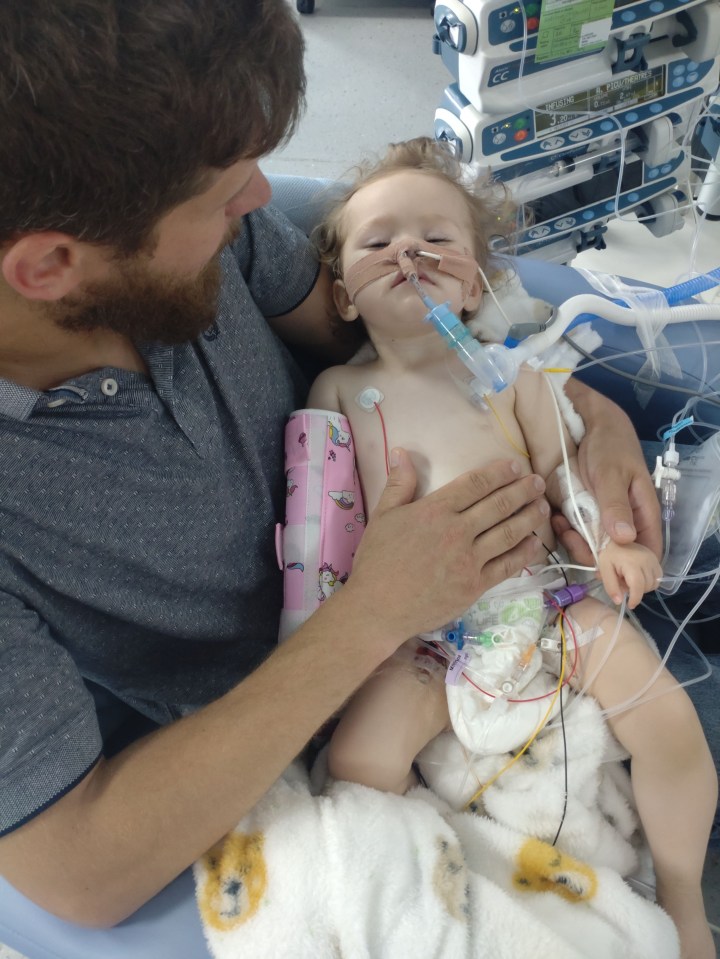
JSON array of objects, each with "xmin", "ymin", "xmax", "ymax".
[{"xmin": 313, "ymin": 136, "xmax": 515, "ymax": 283}]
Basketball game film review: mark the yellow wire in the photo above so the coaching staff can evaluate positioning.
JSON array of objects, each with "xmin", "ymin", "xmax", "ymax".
[
  {"xmin": 541, "ymin": 367, "xmax": 573, "ymax": 374},
  {"xmin": 463, "ymin": 617, "xmax": 567, "ymax": 810},
  {"xmin": 484, "ymin": 394, "xmax": 531, "ymax": 459}
]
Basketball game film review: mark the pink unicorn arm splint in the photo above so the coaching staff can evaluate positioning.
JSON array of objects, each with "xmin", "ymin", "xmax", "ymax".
[{"xmin": 276, "ymin": 409, "xmax": 366, "ymax": 642}]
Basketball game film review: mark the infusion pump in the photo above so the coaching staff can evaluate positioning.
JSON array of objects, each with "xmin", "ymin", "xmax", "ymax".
[{"xmin": 433, "ymin": 0, "xmax": 720, "ymax": 260}]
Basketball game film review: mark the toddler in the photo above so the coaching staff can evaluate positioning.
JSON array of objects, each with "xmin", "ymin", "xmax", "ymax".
[{"xmin": 305, "ymin": 137, "xmax": 715, "ymax": 958}]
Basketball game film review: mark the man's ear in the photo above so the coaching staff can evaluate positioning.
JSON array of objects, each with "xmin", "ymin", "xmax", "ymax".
[
  {"xmin": 332, "ymin": 278, "xmax": 359, "ymax": 322},
  {"xmin": 1, "ymin": 233, "xmax": 89, "ymax": 301}
]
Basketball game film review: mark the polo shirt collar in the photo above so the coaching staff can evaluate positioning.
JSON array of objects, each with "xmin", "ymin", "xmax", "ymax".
[{"xmin": 0, "ymin": 342, "xmax": 177, "ymax": 423}]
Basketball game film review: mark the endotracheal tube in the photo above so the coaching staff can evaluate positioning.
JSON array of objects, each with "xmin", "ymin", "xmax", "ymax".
[{"xmin": 406, "ymin": 272, "xmax": 517, "ymax": 401}]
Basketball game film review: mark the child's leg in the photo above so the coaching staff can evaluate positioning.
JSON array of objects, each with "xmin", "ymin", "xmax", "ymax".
[
  {"xmin": 569, "ymin": 597, "xmax": 717, "ymax": 959},
  {"xmin": 328, "ymin": 641, "xmax": 450, "ymax": 794}
]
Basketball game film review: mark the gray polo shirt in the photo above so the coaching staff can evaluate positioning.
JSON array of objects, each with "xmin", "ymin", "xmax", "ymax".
[{"xmin": 0, "ymin": 205, "xmax": 319, "ymax": 835}]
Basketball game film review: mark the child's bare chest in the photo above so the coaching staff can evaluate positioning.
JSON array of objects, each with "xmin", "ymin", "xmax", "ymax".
[{"xmin": 339, "ymin": 367, "xmax": 528, "ymax": 513}]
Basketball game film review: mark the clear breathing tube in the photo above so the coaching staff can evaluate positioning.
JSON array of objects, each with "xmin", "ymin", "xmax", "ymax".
[{"xmin": 406, "ymin": 272, "xmax": 517, "ymax": 397}]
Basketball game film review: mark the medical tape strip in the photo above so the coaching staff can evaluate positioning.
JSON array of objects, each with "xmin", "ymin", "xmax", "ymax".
[
  {"xmin": 554, "ymin": 463, "xmax": 608, "ymax": 555},
  {"xmin": 541, "ymin": 611, "xmax": 604, "ymax": 658},
  {"xmin": 277, "ymin": 409, "xmax": 366, "ymax": 642},
  {"xmin": 342, "ymin": 239, "xmax": 479, "ymax": 304}
]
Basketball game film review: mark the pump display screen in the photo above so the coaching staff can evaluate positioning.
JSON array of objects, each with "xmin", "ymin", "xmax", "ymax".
[{"xmin": 534, "ymin": 66, "xmax": 665, "ymax": 133}]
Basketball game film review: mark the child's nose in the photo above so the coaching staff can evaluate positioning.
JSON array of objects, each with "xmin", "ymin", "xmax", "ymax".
[{"xmin": 393, "ymin": 236, "xmax": 422, "ymax": 260}]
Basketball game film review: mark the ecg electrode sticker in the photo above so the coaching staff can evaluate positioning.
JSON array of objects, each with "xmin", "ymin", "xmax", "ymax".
[{"xmin": 534, "ymin": 0, "xmax": 615, "ymax": 64}]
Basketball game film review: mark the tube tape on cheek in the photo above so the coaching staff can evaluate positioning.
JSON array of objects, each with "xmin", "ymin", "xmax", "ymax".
[{"xmin": 276, "ymin": 409, "xmax": 366, "ymax": 642}]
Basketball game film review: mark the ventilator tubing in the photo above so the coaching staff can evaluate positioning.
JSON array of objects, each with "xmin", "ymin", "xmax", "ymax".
[
  {"xmin": 508, "ymin": 294, "xmax": 720, "ymax": 372},
  {"xmin": 663, "ymin": 266, "xmax": 720, "ymax": 305}
]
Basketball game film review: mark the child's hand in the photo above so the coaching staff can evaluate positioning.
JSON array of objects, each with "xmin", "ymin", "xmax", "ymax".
[{"xmin": 597, "ymin": 540, "xmax": 662, "ymax": 608}]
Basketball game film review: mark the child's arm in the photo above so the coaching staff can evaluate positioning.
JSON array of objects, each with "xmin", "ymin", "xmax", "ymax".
[
  {"xmin": 511, "ymin": 367, "xmax": 578, "ymax": 482},
  {"xmin": 306, "ymin": 366, "xmax": 343, "ymax": 413},
  {"xmin": 514, "ymin": 369, "xmax": 661, "ymax": 606}
]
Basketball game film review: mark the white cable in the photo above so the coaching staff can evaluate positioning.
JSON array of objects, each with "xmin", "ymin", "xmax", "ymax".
[
  {"xmin": 570, "ymin": 337, "xmax": 720, "ymax": 388},
  {"xmin": 601, "ymin": 563, "xmax": 719, "ymax": 719},
  {"xmin": 477, "ymin": 263, "xmax": 514, "ymax": 331},
  {"xmin": 541, "ymin": 371, "xmax": 601, "ymax": 566},
  {"xmin": 543, "ymin": 562, "xmax": 597, "ymax": 575}
]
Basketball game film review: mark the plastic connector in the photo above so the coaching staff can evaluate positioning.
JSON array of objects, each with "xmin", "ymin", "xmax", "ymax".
[
  {"xmin": 540, "ymin": 636, "xmax": 562, "ymax": 652},
  {"xmin": 544, "ymin": 581, "xmax": 594, "ymax": 608},
  {"xmin": 653, "ymin": 440, "xmax": 682, "ymax": 522}
]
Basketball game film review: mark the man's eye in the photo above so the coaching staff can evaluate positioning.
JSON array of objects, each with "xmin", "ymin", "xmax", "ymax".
[
  {"xmin": 365, "ymin": 241, "xmax": 388, "ymax": 249},
  {"xmin": 427, "ymin": 236, "xmax": 451, "ymax": 244}
]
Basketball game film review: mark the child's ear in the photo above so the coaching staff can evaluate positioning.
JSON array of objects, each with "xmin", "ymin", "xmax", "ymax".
[{"xmin": 333, "ymin": 278, "xmax": 359, "ymax": 321}]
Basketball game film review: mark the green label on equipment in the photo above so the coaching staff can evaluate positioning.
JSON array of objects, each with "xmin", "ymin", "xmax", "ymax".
[{"xmin": 534, "ymin": 0, "xmax": 614, "ymax": 63}]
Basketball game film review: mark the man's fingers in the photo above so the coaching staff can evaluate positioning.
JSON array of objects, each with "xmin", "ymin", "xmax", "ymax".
[
  {"xmin": 461, "ymin": 472, "xmax": 547, "ymax": 536},
  {"xmin": 629, "ymin": 476, "xmax": 663, "ymax": 559},
  {"xmin": 434, "ymin": 460, "xmax": 535, "ymax": 514},
  {"xmin": 590, "ymin": 462, "xmax": 641, "ymax": 543},
  {"xmin": 476, "ymin": 534, "xmax": 545, "ymax": 593},
  {"xmin": 473, "ymin": 497, "xmax": 549, "ymax": 565},
  {"xmin": 373, "ymin": 447, "xmax": 417, "ymax": 516},
  {"xmin": 551, "ymin": 516, "xmax": 596, "ymax": 567},
  {"xmin": 596, "ymin": 468, "xmax": 663, "ymax": 558}
]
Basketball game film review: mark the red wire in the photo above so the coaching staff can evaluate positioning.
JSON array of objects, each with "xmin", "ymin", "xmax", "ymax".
[{"xmin": 374, "ymin": 401, "xmax": 390, "ymax": 475}]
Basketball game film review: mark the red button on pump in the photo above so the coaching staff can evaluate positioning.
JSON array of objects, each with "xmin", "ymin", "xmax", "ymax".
[
  {"xmin": 513, "ymin": 129, "xmax": 529, "ymax": 141},
  {"xmin": 527, "ymin": 16, "xmax": 539, "ymax": 30}
]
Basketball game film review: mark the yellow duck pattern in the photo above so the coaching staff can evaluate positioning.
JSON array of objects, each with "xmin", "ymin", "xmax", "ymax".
[
  {"xmin": 513, "ymin": 837, "xmax": 598, "ymax": 903},
  {"xmin": 198, "ymin": 831, "xmax": 268, "ymax": 932}
]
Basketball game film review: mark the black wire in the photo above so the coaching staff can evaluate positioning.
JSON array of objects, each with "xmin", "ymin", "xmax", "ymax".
[
  {"xmin": 560, "ymin": 334, "xmax": 720, "ymax": 408},
  {"xmin": 534, "ymin": 534, "xmax": 570, "ymax": 586},
  {"xmin": 551, "ymin": 624, "xmax": 569, "ymax": 847}
]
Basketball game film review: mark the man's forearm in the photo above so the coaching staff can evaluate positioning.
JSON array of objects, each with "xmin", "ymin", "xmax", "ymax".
[
  {"xmin": 1, "ymin": 458, "xmax": 551, "ymax": 926},
  {"xmin": 0, "ymin": 592, "xmax": 396, "ymax": 927}
]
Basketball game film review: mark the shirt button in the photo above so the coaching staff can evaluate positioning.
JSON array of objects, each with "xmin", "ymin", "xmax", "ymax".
[
  {"xmin": 47, "ymin": 398, "xmax": 67, "ymax": 408},
  {"xmin": 101, "ymin": 377, "xmax": 119, "ymax": 396}
]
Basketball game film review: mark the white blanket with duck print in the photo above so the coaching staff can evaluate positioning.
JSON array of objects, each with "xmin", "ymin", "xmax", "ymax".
[{"xmin": 194, "ymin": 696, "xmax": 678, "ymax": 959}]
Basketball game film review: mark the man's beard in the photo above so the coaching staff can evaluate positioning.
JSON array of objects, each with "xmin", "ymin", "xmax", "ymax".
[{"xmin": 49, "ymin": 252, "xmax": 223, "ymax": 346}]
